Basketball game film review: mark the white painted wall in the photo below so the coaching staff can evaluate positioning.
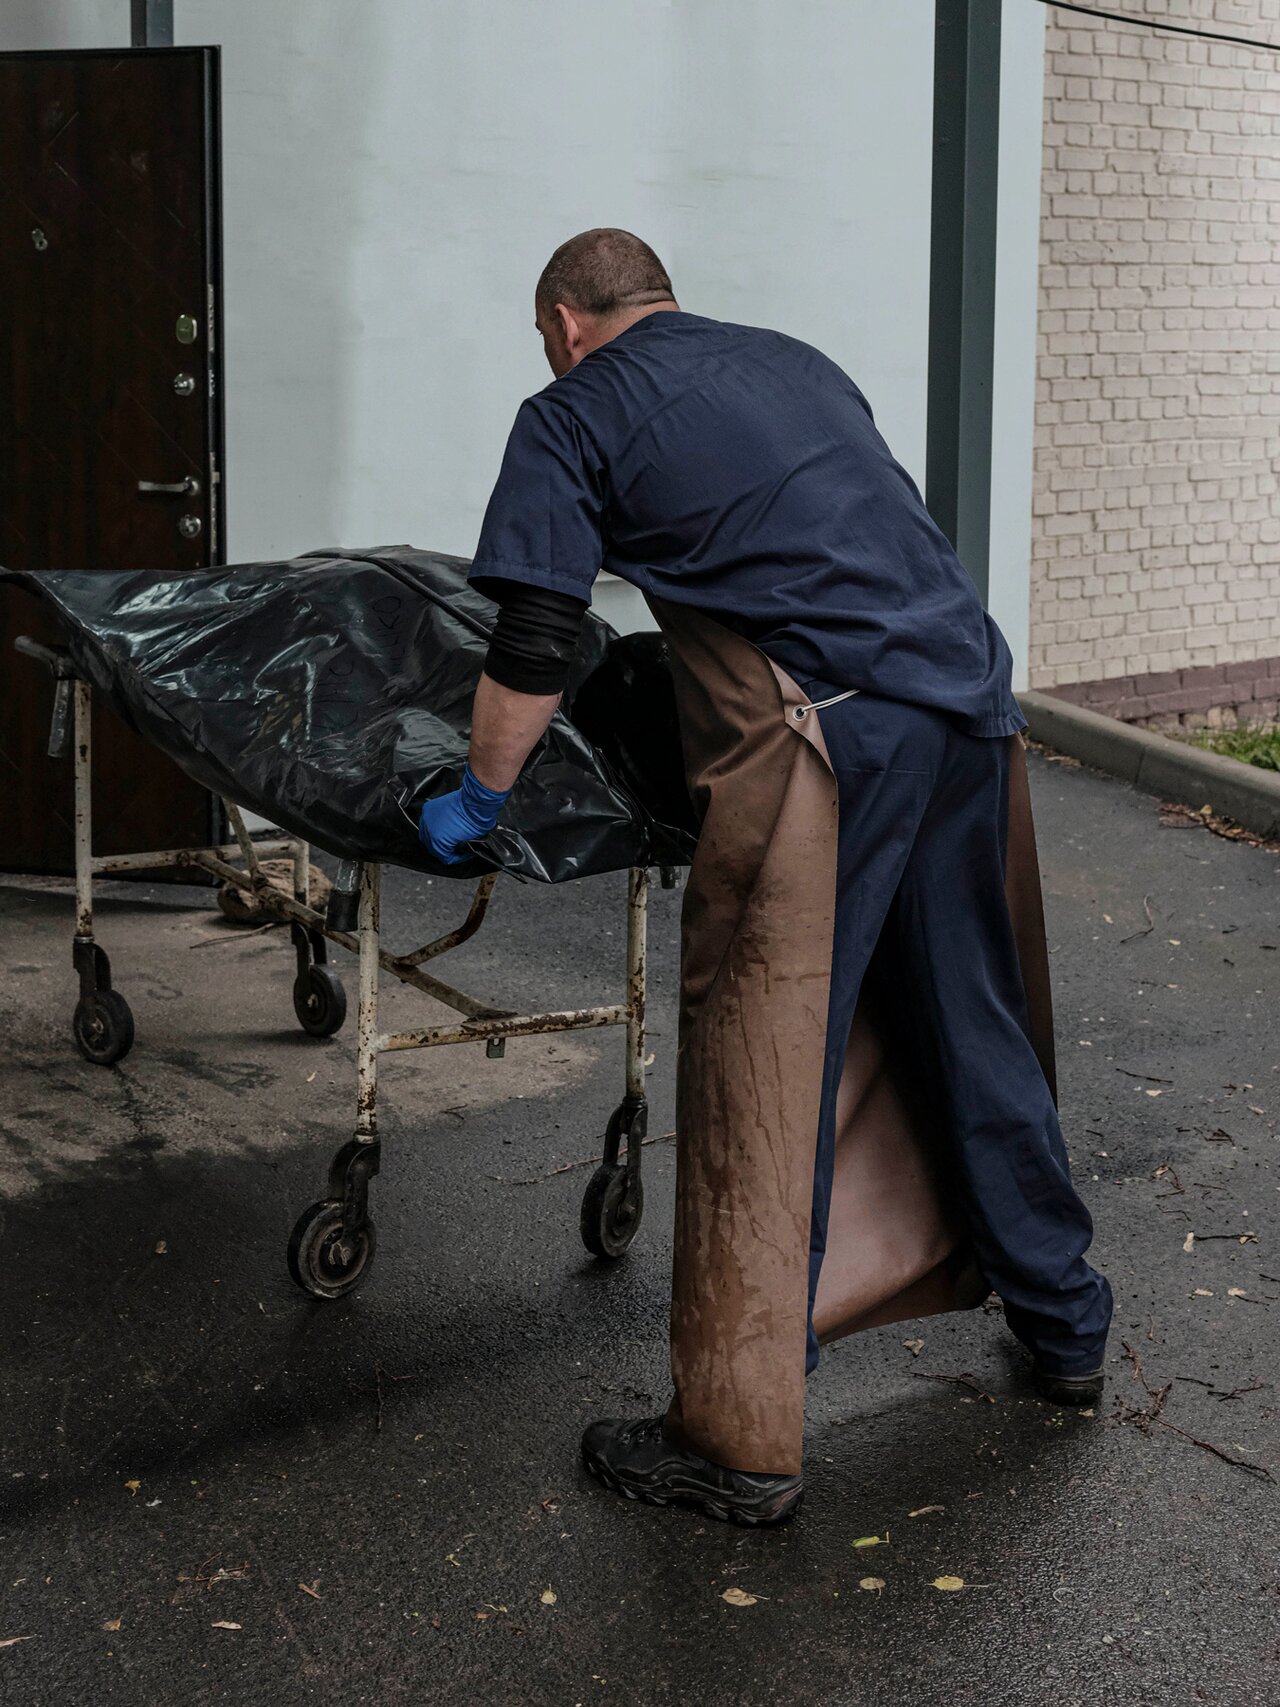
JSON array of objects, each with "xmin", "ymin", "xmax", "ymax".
[
  {"xmin": 0, "ymin": 1, "xmax": 939, "ymax": 633},
  {"xmin": 2, "ymin": 2, "xmax": 1042, "ymax": 671}
]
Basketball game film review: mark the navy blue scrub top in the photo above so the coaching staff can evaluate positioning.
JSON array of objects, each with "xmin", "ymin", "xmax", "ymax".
[{"xmin": 469, "ymin": 311, "xmax": 1025, "ymax": 738}]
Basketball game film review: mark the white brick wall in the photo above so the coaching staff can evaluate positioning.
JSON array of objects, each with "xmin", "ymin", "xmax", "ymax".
[{"xmin": 1030, "ymin": 0, "xmax": 1280, "ymax": 688}]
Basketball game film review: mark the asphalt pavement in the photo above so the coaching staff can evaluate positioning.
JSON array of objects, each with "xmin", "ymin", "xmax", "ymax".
[{"xmin": 0, "ymin": 750, "xmax": 1276, "ymax": 1706}]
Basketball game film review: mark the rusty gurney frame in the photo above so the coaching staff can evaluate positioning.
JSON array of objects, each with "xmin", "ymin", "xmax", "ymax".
[{"xmin": 15, "ymin": 636, "xmax": 651, "ymax": 1296}]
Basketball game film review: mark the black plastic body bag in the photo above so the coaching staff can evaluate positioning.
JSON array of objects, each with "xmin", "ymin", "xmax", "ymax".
[{"xmin": 3, "ymin": 547, "xmax": 696, "ymax": 882}]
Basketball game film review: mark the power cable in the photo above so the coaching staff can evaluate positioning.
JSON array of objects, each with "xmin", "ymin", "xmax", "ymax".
[{"xmin": 1035, "ymin": 0, "xmax": 1280, "ymax": 57}]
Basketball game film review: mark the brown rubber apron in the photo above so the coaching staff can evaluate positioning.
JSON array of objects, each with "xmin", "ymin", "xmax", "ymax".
[{"xmin": 647, "ymin": 597, "xmax": 1056, "ymax": 1475}]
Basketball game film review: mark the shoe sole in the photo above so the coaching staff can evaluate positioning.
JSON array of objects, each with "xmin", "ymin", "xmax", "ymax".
[
  {"xmin": 582, "ymin": 1450, "xmax": 803, "ymax": 1528},
  {"xmin": 1034, "ymin": 1369, "xmax": 1105, "ymax": 1407}
]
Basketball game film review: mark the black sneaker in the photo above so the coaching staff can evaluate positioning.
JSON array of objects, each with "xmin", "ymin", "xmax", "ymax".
[
  {"xmin": 1033, "ymin": 1364, "xmax": 1105, "ymax": 1407},
  {"xmin": 581, "ymin": 1415, "xmax": 803, "ymax": 1527}
]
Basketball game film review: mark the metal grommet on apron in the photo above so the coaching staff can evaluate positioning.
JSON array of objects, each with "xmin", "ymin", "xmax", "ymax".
[{"xmin": 791, "ymin": 687, "xmax": 860, "ymax": 722}]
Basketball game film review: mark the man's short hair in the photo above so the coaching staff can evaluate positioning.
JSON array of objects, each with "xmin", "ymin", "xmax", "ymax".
[{"xmin": 536, "ymin": 228, "xmax": 674, "ymax": 320}]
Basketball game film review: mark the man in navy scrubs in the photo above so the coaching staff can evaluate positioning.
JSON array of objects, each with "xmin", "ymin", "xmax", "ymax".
[{"xmin": 419, "ymin": 228, "xmax": 1113, "ymax": 1526}]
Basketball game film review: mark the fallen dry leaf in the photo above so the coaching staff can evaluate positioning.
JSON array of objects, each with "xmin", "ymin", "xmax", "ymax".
[
  {"xmin": 540, "ymin": 1588, "xmax": 557, "ymax": 1606},
  {"xmin": 1193, "ymin": 1288, "xmax": 1214, "ymax": 1297},
  {"xmin": 1227, "ymin": 1288, "xmax": 1248, "ymax": 1299},
  {"xmin": 903, "ymin": 1339, "xmax": 924, "ymax": 1357},
  {"xmin": 721, "ymin": 1587, "xmax": 759, "ymax": 1607},
  {"xmin": 102, "ymin": 1618, "xmax": 121, "ymax": 1632},
  {"xmin": 0, "ymin": 1637, "xmax": 34, "ymax": 1648},
  {"xmin": 1146, "ymin": 1089, "xmax": 1163, "ymax": 1098},
  {"xmin": 853, "ymin": 1534, "xmax": 889, "ymax": 1548},
  {"xmin": 154, "ymin": 1241, "xmax": 167, "ymax": 1256},
  {"xmin": 858, "ymin": 1577, "xmax": 886, "ymax": 1592},
  {"xmin": 124, "ymin": 1480, "xmax": 141, "ymax": 1496},
  {"xmin": 210, "ymin": 1621, "xmax": 241, "ymax": 1631},
  {"xmin": 931, "ymin": 1576, "xmax": 966, "ymax": 1592},
  {"xmin": 297, "ymin": 1581, "xmax": 321, "ymax": 1601},
  {"xmin": 1183, "ymin": 1232, "xmax": 1195, "ymax": 1253},
  {"xmin": 908, "ymin": 1505, "xmax": 945, "ymax": 1518}
]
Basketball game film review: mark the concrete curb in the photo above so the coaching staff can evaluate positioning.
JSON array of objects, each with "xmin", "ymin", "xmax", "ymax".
[{"xmin": 1019, "ymin": 689, "xmax": 1280, "ymax": 842}]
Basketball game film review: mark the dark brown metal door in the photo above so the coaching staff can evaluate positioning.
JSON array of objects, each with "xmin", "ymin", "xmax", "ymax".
[{"xmin": 0, "ymin": 47, "xmax": 224, "ymax": 873}]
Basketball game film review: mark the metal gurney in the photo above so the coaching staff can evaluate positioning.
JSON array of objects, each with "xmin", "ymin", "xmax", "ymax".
[{"xmin": 6, "ymin": 548, "xmax": 696, "ymax": 1299}]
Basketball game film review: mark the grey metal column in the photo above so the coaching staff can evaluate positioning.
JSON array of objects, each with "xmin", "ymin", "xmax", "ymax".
[
  {"xmin": 131, "ymin": 0, "xmax": 174, "ymax": 47},
  {"xmin": 927, "ymin": 0, "xmax": 1002, "ymax": 604}
]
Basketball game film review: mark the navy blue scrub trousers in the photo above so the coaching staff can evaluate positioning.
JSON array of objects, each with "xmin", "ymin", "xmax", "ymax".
[{"xmin": 802, "ymin": 683, "xmax": 1114, "ymax": 1378}]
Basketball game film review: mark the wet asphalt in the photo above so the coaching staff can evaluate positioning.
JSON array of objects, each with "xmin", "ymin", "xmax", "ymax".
[{"xmin": 0, "ymin": 750, "xmax": 1276, "ymax": 1707}]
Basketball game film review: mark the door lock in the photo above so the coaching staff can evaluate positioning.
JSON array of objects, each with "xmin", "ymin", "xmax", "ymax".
[
  {"xmin": 138, "ymin": 476, "xmax": 201, "ymax": 497},
  {"xmin": 178, "ymin": 514, "xmax": 203, "ymax": 539},
  {"xmin": 173, "ymin": 372, "xmax": 196, "ymax": 396}
]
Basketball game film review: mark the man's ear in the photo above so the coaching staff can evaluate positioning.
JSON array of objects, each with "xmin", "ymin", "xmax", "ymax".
[{"xmin": 555, "ymin": 301, "xmax": 582, "ymax": 355}]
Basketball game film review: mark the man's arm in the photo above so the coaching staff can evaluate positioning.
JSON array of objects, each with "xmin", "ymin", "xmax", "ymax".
[
  {"xmin": 420, "ymin": 391, "xmax": 602, "ymax": 865},
  {"xmin": 468, "ymin": 671, "xmax": 560, "ymax": 792},
  {"xmin": 417, "ymin": 584, "xmax": 588, "ymax": 864}
]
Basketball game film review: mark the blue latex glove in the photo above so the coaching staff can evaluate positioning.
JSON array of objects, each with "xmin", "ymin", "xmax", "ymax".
[{"xmin": 418, "ymin": 764, "xmax": 511, "ymax": 865}]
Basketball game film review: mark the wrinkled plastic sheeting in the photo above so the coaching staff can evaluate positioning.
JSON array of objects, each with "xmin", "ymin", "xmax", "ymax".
[{"xmin": 4, "ymin": 547, "xmax": 697, "ymax": 882}]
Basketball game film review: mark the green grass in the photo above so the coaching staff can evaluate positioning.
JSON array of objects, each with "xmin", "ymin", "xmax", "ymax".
[{"xmin": 1190, "ymin": 724, "xmax": 1280, "ymax": 772}]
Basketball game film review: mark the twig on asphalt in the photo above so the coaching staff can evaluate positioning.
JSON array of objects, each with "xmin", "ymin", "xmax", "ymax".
[
  {"xmin": 1213, "ymin": 1381, "xmax": 1267, "ymax": 1403},
  {"xmin": 172, "ymin": 1553, "xmax": 250, "ymax": 1604},
  {"xmin": 1120, "ymin": 895, "xmax": 1155, "ymax": 944},
  {"xmin": 1155, "ymin": 1420, "xmax": 1273, "ymax": 1482},
  {"xmin": 1118, "ymin": 1067, "xmax": 1174, "ymax": 1083},
  {"xmin": 1175, "ymin": 1375, "xmax": 1270, "ymax": 1402},
  {"xmin": 1117, "ymin": 1341, "xmax": 1171, "ymax": 1430},
  {"xmin": 487, "ymin": 1132, "xmax": 676, "ymax": 1185},
  {"xmin": 911, "ymin": 1371, "xmax": 997, "ymax": 1404},
  {"xmin": 1120, "ymin": 1340, "xmax": 1161, "ymax": 1399},
  {"xmin": 1120, "ymin": 1347, "xmax": 1274, "ymax": 1480},
  {"xmin": 1154, "ymin": 1163, "xmax": 1185, "ymax": 1198},
  {"xmin": 352, "ymin": 1361, "xmax": 420, "ymax": 1433},
  {"xmin": 189, "ymin": 921, "xmax": 282, "ymax": 948}
]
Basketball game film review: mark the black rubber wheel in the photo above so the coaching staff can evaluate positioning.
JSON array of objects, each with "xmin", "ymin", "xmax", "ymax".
[
  {"xmin": 72, "ymin": 989, "xmax": 135, "ymax": 1066},
  {"xmin": 292, "ymin": 964, "xmax": 347, "ymax": 1037},
  {"xmin": 286, "ymin": 1199, "xmax": 377, "ymax": 1298},
  {"xmin": 580, "ymin": 1163, "xmax": 644, "ymax": 1259}
]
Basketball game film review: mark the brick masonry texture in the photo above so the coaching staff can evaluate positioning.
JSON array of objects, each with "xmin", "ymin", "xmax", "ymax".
[
  {"xmin": 1030, "ymin": 0, "xmax": 1280, "ymax": 719},
  {"xmin": 1042, "ymin": 649, "xmax": 1280, "ymax": 728}
]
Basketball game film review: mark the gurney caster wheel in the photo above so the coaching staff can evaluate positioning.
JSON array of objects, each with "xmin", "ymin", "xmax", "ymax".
[
  {"xmin": 293, "ymin": 965, "xmax": 347, "ymax": 1038},
  {"xmin": 580, "ymin": 1164, "xmax": 644, "ymax": 1260},
  {"xmin": 287, "ymin": 1199, "xmax": 377, "ymax": 1298},
  {"xmin": 72, "ymin": 990, "xmax": 135, "ymax": 1066}
]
